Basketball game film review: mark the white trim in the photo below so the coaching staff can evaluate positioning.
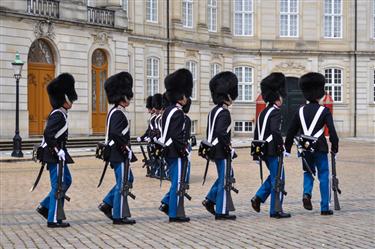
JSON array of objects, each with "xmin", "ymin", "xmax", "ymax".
[
  {"xmin": 323, "ymin": 0, "xmax": 343, "ymax": 39},
  {"xmin": 233, "ymin": 0, "xmax": 254, "ymax": 36},
  {"xmin": 146, "ymin": 0, "xmax": 158, "ymax": 23},
  {"xmin": 279, "ymin": 0, "xmax": 299, "ymax": 37},
  {"xmin": 299, "ymin": 106, "xmax": 325, "ymax": 137},
  {"xmin": 146, "ymin": 57, "xmax": 160, "ymax": 96},
  {"xmin": 120, "ymin": 162, "xmax": 124, "ymax": 218},
  {"xmin": 185, "ymin": 60, "xmax": 198, "ymax": 100},
  {"xmin": 182, "ymin": 0, "xmax": 194, "ymax": 28},
  {"xmin": 177, "ymin": 158, "xmax": 182, "ymax": 207},
  {"xmin": 207, "ymin": 0, "xmax": 217, "ymax": 32},
  {"xmin": 234, "ymin": 66, "xmax": 254, "ymax": 102},
  {"xmin": 324, "ymin": 68, "xmax": 343, "ymax": 103}
]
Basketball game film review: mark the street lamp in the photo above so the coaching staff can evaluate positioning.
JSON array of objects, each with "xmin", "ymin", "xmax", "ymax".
[{"xmin": 11, "ymin": 52, "xmax": 24, "ymax": 158}]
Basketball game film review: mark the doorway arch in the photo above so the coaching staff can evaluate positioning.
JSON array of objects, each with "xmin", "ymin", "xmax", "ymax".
[
  {"xmin": 91, "ymin": 49, "xmax": 108, "ymax": 134},
  {"xmin": 28, "ymin": 39, "xmax": 55, "ymax": 136}
]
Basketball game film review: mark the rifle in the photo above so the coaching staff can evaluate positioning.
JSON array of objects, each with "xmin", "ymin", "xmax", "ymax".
[
  {"xmin": 97, "ymin": 161, "xmax": 109, "ymax": 188},
  {"xmin": 294, "ymin": 138, "xmax": 317, "ymax": 180},
  {"xmin": 224, "ymin": 156, "xmax": 238, "ymax": 213},
  {"xmin": 274, "ymin": 153, "xmax": 287, "ymax": 213},
  {"xmin": 55, "ymin": 157, "xmax": 70, "ymax": 221},
  {"xmin": 121, "ymin": 158, "xmax": 136, "ymax": 218},
  {"xmin": 202, "ymin": 159, "xmax": 209, "ymax": 185},
  {"xmin": 176, "ymin": 157, "xmax": 192, "ymax": 218},
  {"xmin": 140, "ymin": 145, "xmax": 151, "ymax": 168},
  {"xmin": 331, "ymin": 152, "xmax": 341, "ymax": 210}
]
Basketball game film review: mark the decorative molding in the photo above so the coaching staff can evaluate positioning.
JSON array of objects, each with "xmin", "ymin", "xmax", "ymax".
[
  {"xmin": 211, "ymin": 52, "xmax": 223, "ymax": 61},
  {"xmin": 185, "ymin": 49, "xmax": 199, "ymax": 58},
  {"xmin": 34, "ymin": 20, "xmax": 55, "ymax": 40},
  {"xmin": 273, "ymin": 61, "xmax": 307, "ymax": 76},
  {"xmin": 93, "ymin": 32, "xmax": 110, "ymax": 46}
]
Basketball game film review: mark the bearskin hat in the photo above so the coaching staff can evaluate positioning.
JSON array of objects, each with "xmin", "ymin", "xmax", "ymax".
[
  {"xmin": 47, "ymin": 73, "xmax": 78, "ymax": 109},
  {"xmin": 161, "ymin": 93, "xmax": 170, "ymax": 109},
  {"xmin": 104, "ymin": 72, "xmax": 133, "ymax": 104},
  {"xmin": 164, "ymin": 69, "xmax": 193, "ymax": 103},
  {"xmin": 182, "ymin": 98, "xmax": 191, "ymax": 114},
  {"xmin": 152, "ymin": 93, "xmax": 163, "ymax": 110},
  {"xmin": 299, "ymin": 72, "xmax": 326, "ymax": 101},
  {"xmin": 146, "ymin": 96, "xmax": 153, "ymax": 109},
  {"xmin": 260, "ymin": 72, "xmax": 287, "ymax": 103},
  {"xmin": 209, "ymin": 71, "xmax": 238, "ymax": 105}
]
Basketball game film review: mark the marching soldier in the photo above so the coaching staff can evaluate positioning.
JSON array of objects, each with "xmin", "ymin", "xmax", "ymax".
[
  {"xmin": 137, "ymin": 96, "xmax": 154, "ymax": 143},
  {"xmin": 36, "ymin": 73, "xmax": 77, "ymax": 228},
  {"xmin": 285, "ymin": 72, "xmax": 339, "ymax": 215},
  {"xmin": 158, "ymin": 69, "xmax": 193, "ymax": 222},
  {"xmin": 250, "ymin": 73, "xmax": 291, "ymax": 219},
  {"xmin": 202, "ymin": 72, "xmax": 239, "ymax": 220},
  {"xmin": 98, "ymin": 72, "xmax": 137, "ymax": 225}
]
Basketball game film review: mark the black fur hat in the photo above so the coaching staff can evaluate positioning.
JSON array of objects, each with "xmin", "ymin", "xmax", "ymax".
[
  {"xmin": 146, "ymin": 96, "xmax": 153, "ymax": 109},
  {"xmin": 161, "ymin": 93, "xmax": 170, "ymax": 109},
  {"xmin": 104, "ymin": 72, "xmax": 133, "ymax": 104},
  {"xmin": 299, "ymin": 72, "xmax": 326, "ymax": 101},
  {"xmin": 164, "ymin": 69, "xmax": 193, "ymax": 103},
  {"xmin": 260, "ymin": 72, "xmax": 287, "ymax": 103},
  {"xmin": 152, "ymin": 93, "xmax": 163, "ymax": 110},
  {"xmin": 209, "ymin": 71, "xmax": 238, "ymax": 105},
  {"xmin": 47, "ymin": 73, "xmax": 77, "ymax": 109},
  {"xmin": 182, "ymin": 98, "xmax": 191, "ymax": 114}
]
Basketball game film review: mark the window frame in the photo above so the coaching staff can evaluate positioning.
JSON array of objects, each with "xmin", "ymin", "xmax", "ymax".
[
  {"xmin": 207, "ymin": 0, "xmax": 217, "ymax": 32},
  {"xmin": 234, "ymin": 66, "xmax": 254, "ymax": 102},
  {"xmin": 210, "ymin": 63, "xmax": 221, "ymax": 78},
  {"xmin": 279, "ymin": 0, "xmax": 299, "ymax": 37},
  {"xmin": 323, "ymin": 0, "xmax": 343, "ymax": 39},
  {"xmin": 324, "ymin": 68, "xmax": 344, "ymax": 103},
  {"xmin": 182, "ymin": 0, "xmax": 194, "ymax": 28},
  {"xmin": 146, "ymin": 57, "xmax": 160, "ymax": 96},
  {"xmin": 122, "ymin": 0, "xmax": 128, "ymax": 17},
  {"xmin": 233, "ymin": 0, "xmax": 254, "ymax": 36},
  {"xmin": 234, "ymin": 121, "xmax": 253, "ymax": 133},
  {"xmin": 146, "ymin": 0, "xmax": 158, "ymax": 23},
  {"xmin": 191, "ymin": 120, "xmax": 198, "ymax": 135},
  {"xmin": 186, "ymin": 60, "xmax": 198, "ymax": 100}
]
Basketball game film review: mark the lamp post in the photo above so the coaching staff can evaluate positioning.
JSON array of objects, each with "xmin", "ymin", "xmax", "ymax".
[{"xmin": 11, "ymin": 52, "xmax": 24, "ymax": 158}]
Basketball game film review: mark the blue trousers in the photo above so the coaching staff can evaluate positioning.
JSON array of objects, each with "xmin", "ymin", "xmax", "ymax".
[
  {"xmin": 206, "ymin": 159, "xmax": 234, "ymax": 215},
  {"xmin": 40, "ymin": 163, "xmax": 72, "ymax": 223},
  {"xmin": 255, "ymin": 156, "xmax": 285, "ymax": 215},
  {"xmin": 103, "ymin": 162, "xmax": 134, "ymax": 219},
  {"xmin": 303, "ymin": 152, "xmax": 330, "ymax": 211},
  {"xmin": 161, "ymin": 157, "xmax": 190, "ymax": 218}
]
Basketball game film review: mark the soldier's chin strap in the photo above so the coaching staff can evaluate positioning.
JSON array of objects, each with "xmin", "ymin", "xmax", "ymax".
[{"xmin": 65, "ymin": 94, "xmax": 72, "ymax": 105}]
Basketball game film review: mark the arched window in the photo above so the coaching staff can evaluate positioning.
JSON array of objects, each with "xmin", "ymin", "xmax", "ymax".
[
  {"xmin": 234, "ymin": 66, "xmax": 253, "ymax": 102},
  {"xmin": 146, "ymin": 57, "xmax": 160, "ymax": 96},
  {"xmin": 324, "ymin": 68, "xmax": 343, "ymax": 102},
  {"xmin": 210, "ymin": 63, "xmax": 221, "ymax": 78},
  {"xmin": 185, "ymin": 60, "xmax": 198, "ymax": 99},
  {"xmin": 28, "ymin": 39, "xmax": 54, "ymax": 64}
]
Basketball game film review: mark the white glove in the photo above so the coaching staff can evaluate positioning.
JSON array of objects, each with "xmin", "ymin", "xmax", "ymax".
[
  {"xmin": 144, "ymin": 137, "xmax": 151, "ymax": 143},
  {"xmin": 128, "ymin": 149, "xmax": 133, "ymax": 160},
  {"xmin": 136, "ymin": 137, "xmax": 142, "ymax": 142},
  {"xmin": 57, "ymin": 149, "xmax": 65, "ymax": 161},
  {"xmin": 231, "ymin": 148, "xmax": 236, "ymax": 159},
  {"xmin": 284, "ymin": 151, "xmax": 291, "ymax": 158}
]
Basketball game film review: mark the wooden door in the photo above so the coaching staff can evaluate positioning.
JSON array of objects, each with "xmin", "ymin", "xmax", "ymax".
[
  {"xmin": 28, "ymin": 39, "xmax": 55, "ymax": 136},
  {"xmin": 92, "ymin": 49, "xmax": 108, "ymax": 134}
]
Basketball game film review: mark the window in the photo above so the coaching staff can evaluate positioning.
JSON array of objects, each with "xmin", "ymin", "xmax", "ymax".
[
  {"xmin": 210, "ymin": 63, "xmax": 221, "ymax": 78},
  {"xmin": 186, "ymin": 61, "xmax": 198, "ymax": 100},
  {"xmin": 122, "ymin": 0, "xmax": 128, "ymax": 17},
  {"xmin": 234, "ymin": 121, "xmax": 253, "ymax": 132},
  {"xmin": 280, "ymin": 0, "xmax": 298, "ymax": 37},
  {"xmin": 207, "ymin": 0, "xmax": 217, "ymax": 32},
  {"xmin": 146, "ymin": 0, "xmax": 158, "ymax": 22},
  {"xmin": 373, "ymin": 0, "xmax": 375, "ymax": 38},
  {"xmin": 324, "ymin": 0, "xmax": 342, "ymax": 38},
  {"xmin": 87, "ymin": 0, "xmax": 95, "ymax": 6},
  {"xmin": 146, "ymin": 57, "xmax": 159, "ymax": 96},
  {"xmin": 324, "ymin": 68, "xmax": 343, "ymax": 102},
  {"xmin": 373, "ymin": 70, "xmax": 375, "ymax": 103},
  {"xmin": 234, "ymin": 0, "xmax": 253, "ymax": 36},
  {"xmin": 182, "ymin": 0, "xmax": 193, "ymax": 28},
  {"xmin": 234, "ymin": 66, "xmax": 253, "ymax": 102},
  {"xmin": 191, "ymin": 120, "xmax": 197, "ymax": 135}
]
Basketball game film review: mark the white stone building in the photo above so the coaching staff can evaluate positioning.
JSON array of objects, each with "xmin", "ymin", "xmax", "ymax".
[{"xmin": 0, "ymin": 0, "xmax": 374, "ymax": 139}]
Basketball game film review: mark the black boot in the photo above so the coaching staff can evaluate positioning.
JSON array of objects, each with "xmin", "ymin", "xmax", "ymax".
[
  {"xmin": 169, "ymin": 217, "xmax": 190, "ymax": 223},
  {"xmin": 251, "ymin": 196, "xmax": 261, "ymax": 213},
  {"xmin": 113, "ymin": 218, "xmax": 136, "ymax": 225},
  {"xmin": 302, "ymin": 194, "xmax": 313, "ymax": 210},
  {"xmin": 270, "ymin": 212, "xmax": 292, "ymax": 219},
  {"xmin": 98, "ymin": 202, "xmax": 113, "ymax": 220},
  {"xmin": 159, "ymin": 203, "xmax": 169, "ymax": 215},
  {"xmin": 321, "ymin": 210, "xmax": 334, "ymax": 215},
  {"xmin": 36, "ymin": 205, "xmax": 48, "ymax": 220},
  {"xmin": 202, "ymin": 199, "xmax": 215, "ymax": 215},
  {"xmin": 215, "ymin": 214, "xmax": 236, "ymax": 220},
  {"xmin": 47, "ymin": 222, "xmax": 70, "ymax": 228}
]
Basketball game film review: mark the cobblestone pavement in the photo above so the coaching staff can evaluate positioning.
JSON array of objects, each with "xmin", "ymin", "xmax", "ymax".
[{"xmin": 1, "ymin": 140, "xmax": 374, "ymax": 248}]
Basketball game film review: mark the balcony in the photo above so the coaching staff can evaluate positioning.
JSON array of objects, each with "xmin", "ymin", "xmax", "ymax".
[
  {"xmin": 87, "ymin": 6, "xmax": 114, "ymax": 27},
  {"xmin": 26, "ymin": 0, "xmax": 59, "ymax": 18}
]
